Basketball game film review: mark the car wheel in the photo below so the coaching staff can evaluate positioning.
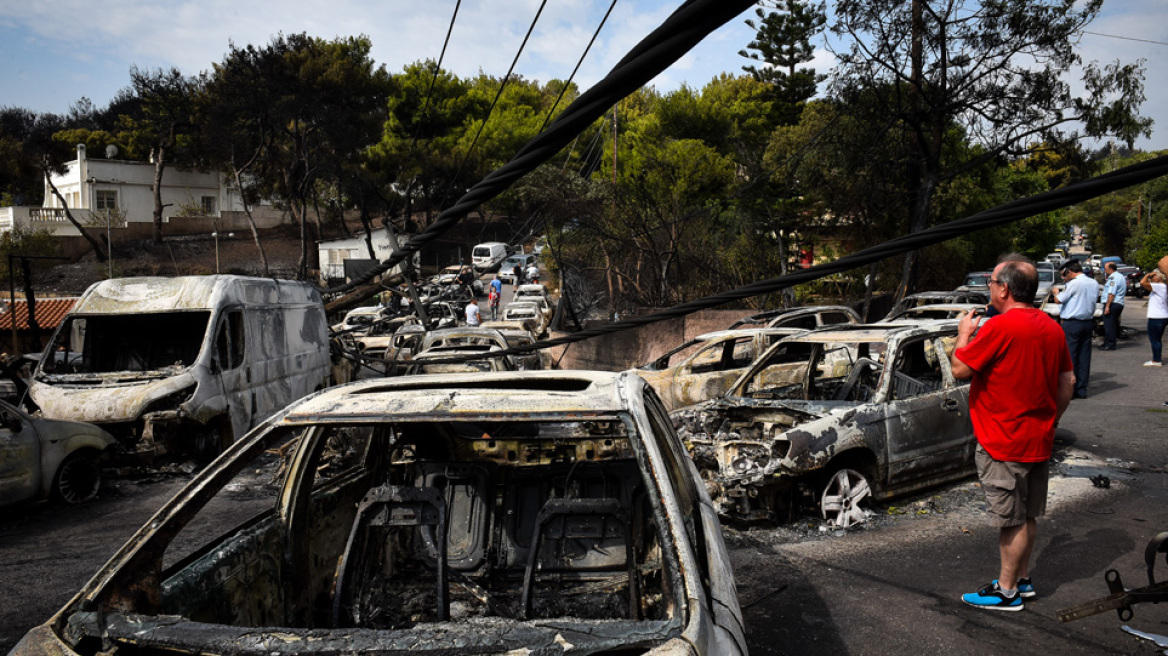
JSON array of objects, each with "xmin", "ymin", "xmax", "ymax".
[
  {"xmin": 53, "ymin": 449, "xmax": 102, "ymax": 505},
  {"xmin": 820, "ymin": 467, "xmax": 872, "ymax": 528}
]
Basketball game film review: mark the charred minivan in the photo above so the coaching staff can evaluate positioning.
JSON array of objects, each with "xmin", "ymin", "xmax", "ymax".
[
  {"xmin": 29, "ymin": 275, "xmax": 332, "ymax": 462},
  {"xmin": 11, "ymin": 371, "xmax": 746, "ymax": 655}
]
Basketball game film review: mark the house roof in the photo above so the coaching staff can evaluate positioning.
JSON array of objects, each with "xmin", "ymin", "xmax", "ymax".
[{"xmin": 0, "ymin": 297, "xmax": 78, "ymax": 331}]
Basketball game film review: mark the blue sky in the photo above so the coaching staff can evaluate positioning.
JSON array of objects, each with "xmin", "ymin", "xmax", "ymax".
[{"xmin": 1, "ymin": 0, "xmax": 1165, "ymax": 150}]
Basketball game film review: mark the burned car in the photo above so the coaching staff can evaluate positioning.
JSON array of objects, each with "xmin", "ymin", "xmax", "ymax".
[
  {"xmin": 879, "ymin": 302, "xmax": 983, "ymax": 323},
  {"xmin": 501, "ymin": 301, "xmax": 549, "ymax": 337},
  {"xmin": 882, "ymin": 291, "xmax": 989, "ymax": 321},
  {"xmin": 673, "ymin": 323, "xmax": 974, "ymax": 527},
  {"xmin": 480, "ymin": 320, "xmax": 543, "ymax": 371},
  {"xmin": 404, "ymin": 344, "xmax": 516, "ymax": 374},
  {"xmin": 635, "ymin": 328, "xmax": 804, "ymax": 411},
  {"xmin": 728, "ymin": 305, "xmax": 859, "ymax": 331},
  {"xmin": 11, "ymin": 372, "xmax": 746, "ymax": 655},
  {"xmin": 0, "ymin": 399, "xmax": 117, "ymax": 506},
  {"xmin": 29, "ymin": 276, "xmax": 333, "ymax": 463}
]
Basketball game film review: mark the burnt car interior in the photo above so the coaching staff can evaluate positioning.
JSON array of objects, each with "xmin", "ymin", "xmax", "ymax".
[
  {"xmin": 66, "ymin": 412, "xmax": 685, "ymax": 652},
  {"xmin": 43, "ymin": 313, "xmax": 211, "ymax": 375},
  {"xmin": 741, "ymin": 337, "xmax": 948, "ymax": 404}
]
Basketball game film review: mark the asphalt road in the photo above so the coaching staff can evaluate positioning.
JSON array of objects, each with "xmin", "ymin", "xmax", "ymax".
[
  {"xmin": 2, "ymin": 298, "xmax": 1166, "ymax": 654},
  {"xmin": 734, "ymin": 297, "xmax": 1168, "ymax": 655}
]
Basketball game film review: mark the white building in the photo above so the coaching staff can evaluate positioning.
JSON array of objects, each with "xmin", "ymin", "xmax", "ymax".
[
  {"xmin": 318, "ymin": 226, "xmax": 418, "ymax": 283},
  {"xmin": 0, "ymin": 144, "xmax": 268, "ymax": 236}
]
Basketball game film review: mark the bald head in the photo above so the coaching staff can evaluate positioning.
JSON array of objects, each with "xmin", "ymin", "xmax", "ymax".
[
  {"xmin": 1159, "ymin": 255, "xmax": 1168, "ymax": 277},
  {"xmin": 995, "ymin": 256, "xmax": 1039, "ymax": 304}
]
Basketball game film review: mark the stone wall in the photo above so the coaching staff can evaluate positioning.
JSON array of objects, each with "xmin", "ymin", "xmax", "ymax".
[{"xmin": 545, "ymin": 309, "xmax": 746, "ymax": 371}]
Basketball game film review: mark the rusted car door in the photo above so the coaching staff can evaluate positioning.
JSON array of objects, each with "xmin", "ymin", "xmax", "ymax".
[{"xmin": 882, "ymin": 336, "xmax": 973, "ymax": 487}]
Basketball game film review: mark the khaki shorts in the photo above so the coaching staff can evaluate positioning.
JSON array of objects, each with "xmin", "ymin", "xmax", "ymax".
[{"xmin": 975, "ymin": 444, "xmax": 1049, "ymax": 528}]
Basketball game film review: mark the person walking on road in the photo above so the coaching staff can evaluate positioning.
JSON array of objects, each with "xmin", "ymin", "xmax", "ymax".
[
  {"xmin": 512, "ymin": 264, "xmax": 524, "ymax": 292},
  {"xmin": 1141, "ymin": 268, "xmax": 1168, "ymax": 367},
  {"xmin": 526, "ymin": 263, "xmax": 539, "ymax": 285},
  {"xmin": 1101, "ymin": 262, "xmax": 1127, "ymax": 350},
  {"xmin": 1055, "ymin": 260, "xmax": 1096, "ymax": 398},
  {"xmin": 950, "ymin": 256, "xmax": 1075, "ymax": 612},
  {"xmin": 487, "ymin": 285, "xmax": 501, "ymax": 321},
  {"xmin": 465, "ymin": 297, "xmax": 481, "ymax": 326}
]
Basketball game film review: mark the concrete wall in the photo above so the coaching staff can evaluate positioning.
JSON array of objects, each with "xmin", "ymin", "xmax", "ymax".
[
  {"xmin": 51, "ymin": 213, "xmax": 292, "ymax": 260},
  {"xmin": 545, "ymin": 309, "xmax": 746, "ymax": 371}
]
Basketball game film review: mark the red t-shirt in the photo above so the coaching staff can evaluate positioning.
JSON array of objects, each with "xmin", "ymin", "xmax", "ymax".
[{"xmin": 953, "ymin": 307, "xmax": 1071, "ymax": 462}]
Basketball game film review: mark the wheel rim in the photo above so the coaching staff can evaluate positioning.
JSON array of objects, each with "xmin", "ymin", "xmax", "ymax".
[
  {"xmin": 57, "ymin": 454, "xmax": 100, "ymax": 504},
  {"xmin": 821, "ymin": 468, "xmax": 872, "ymax": 528}
]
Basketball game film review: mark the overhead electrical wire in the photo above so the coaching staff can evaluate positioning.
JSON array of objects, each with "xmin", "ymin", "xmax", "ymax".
[
  {"xmin": 436, "ymin": 0, "xmax": 551, "ymax": 211},
  {"xmin": 539, "ymin": 0, "xmax": 620, "ymax": 133},
  {"xmin": 326, "ymin": 0, "xmax": 760, "ymax": 296},
  {"xmin": 377, "ymin": 0, "xmax": 463, "ymax": 222},
  {"xmin": 411, "ymin": 154, "xmax": 1168, "ymax": 366},
  {"xmin": 1082, "ymin": 30, "xmax": 1168, "ymax": 47},
  {"xmin": 328, "ymin": 0, "xmax": 1168, "ymax": 369}
]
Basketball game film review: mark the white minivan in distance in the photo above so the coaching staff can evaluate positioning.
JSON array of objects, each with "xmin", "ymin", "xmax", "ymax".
[{"xmin": 471, "ymin": 242, "xmax": 509, "ymax": 272}]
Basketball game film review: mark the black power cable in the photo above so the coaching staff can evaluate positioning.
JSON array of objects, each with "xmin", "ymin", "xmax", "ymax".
[
  {"xmin": 539, "ymin": 0, "xmax": 620, "ymax": 133},
  {"xmin": 436, "ymin": 0, "xmax": 551, "ymax": 211},
  {"xmin": 412, "ymin": 154, "xmax": 1168, "ymax": 366},
  {"xmin": 326, "ymin": 0, "xmax": 759, "ymax": 296}
]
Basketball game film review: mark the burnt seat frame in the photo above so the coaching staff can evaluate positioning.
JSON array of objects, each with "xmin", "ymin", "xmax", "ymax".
[
  {"xmin": 520, "ymin": 497, "xmax": 638, "ymax": 621},
  {"xmin": 332, "ymin": 484, "xmax": 449, "ymax": 627}
]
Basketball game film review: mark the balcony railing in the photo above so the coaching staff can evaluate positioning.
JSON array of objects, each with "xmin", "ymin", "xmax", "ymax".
[{"xmin": 28, "ymin": 208, "xmax": 70, "ymax": 222}]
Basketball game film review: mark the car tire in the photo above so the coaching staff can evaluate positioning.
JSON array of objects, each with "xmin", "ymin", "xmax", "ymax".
[
  {"xmin": 820, "ymin": 466, "xmax": 873, "ymax": 528},
  {"xmin": 52, "ymin": 449, "xmax": 102, "ymax": 505}
]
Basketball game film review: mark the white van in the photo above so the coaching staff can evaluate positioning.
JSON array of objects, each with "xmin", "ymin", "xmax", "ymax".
[
  {"xmin": 471, "ymin": 242, "xmax": 509, "ymax": 271},
  {"xmin": 29, "ymin": 275, "xmax": 333, "ymax": 462}
]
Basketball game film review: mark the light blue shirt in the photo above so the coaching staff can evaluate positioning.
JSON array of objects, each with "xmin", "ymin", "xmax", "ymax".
[
  {"xmin": 1103, "ymin": 271, "xmax": 1126, "ymax": 306},
  {"xmin": 1058, "ymin": 273, "xmax": 1097, "ymax": 320}
]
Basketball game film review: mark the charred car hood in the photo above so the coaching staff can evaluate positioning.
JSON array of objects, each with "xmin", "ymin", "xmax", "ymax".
[{"xmin": 30, "ymin": 370, "xmax": 198, "ymax": 425}]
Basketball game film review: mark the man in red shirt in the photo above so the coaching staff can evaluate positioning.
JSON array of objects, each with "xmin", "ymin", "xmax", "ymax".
[{"xmin": 950, "ymin": 255, "xmax": 1074, "ymax": 611}]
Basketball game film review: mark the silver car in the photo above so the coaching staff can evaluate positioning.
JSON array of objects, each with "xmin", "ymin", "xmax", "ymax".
[
  {"xmin": 673, "ymin": 323, "xmax": 974, "ymax": 527},
  {"xmin": 11, "ymin": 372, "xmax": 746, "ymax": 655},
  {"xmin": 0, "ymin": 399, "xmax": 117, "ymax": 506}
]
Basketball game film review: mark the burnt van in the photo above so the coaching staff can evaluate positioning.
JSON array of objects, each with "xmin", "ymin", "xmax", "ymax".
[{"xmin": 29, "ymin": 275, "xmax": 332, "ymax": 462}]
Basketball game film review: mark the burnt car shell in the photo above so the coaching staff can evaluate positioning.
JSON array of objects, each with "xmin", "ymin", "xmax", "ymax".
[
  {"xmin": 12, "ymin": 372, "xmax": 745, "ymax": 656},
  {"xmin": 673, "ymin": 323, "xmax": 975, "ymax": 525}
]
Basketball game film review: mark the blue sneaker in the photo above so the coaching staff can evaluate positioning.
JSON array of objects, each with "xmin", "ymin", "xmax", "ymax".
[
  {"xmin": 962, "ymin": 582, "xmax": 1024, "ymax": 611},
  {"xmin": 991, "ymin": 577, "xmax": 1036, "ymax": 598}
]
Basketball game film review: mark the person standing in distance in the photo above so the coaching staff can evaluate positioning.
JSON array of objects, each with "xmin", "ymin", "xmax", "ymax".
[
  {"xmin": 1055, "ymin": 260, "xmax": 1096, "ymax": 399},
  {"xmin": 1100, "ymin": 262, "xmax": 1126, "ymax": 350},
  {"xmin": 950, "ymin": 256, "xmax": 1074, "ymax": 611},
  {"xmin": 465, "ymin": 297, "xmax": 481, "ymax": 327},
  {"xmin": 1141, "ymin": 265, "xmax": 1168, "ymax": 367}
]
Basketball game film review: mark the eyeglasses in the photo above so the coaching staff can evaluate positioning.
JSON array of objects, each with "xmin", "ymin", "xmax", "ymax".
[{"xmin": 989, "ymin": 279, "xmax": 1003, "ymax": 285}]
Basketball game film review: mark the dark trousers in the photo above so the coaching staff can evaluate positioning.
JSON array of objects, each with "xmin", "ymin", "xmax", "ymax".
[
  {"xmin": 1063, "ymin": 318, "xmax": 1094, "ymax": 397},
  {"xmin": 1103, "ymin": 303, "xmax": 1125, "ymax": 348},
  {"xmin": 1148, "ymin": 317, "xmax": 1168, "ymax": 363}
]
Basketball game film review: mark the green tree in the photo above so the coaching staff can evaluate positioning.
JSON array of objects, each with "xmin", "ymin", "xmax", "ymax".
[
  {"xmin": 739, "ymin": 0, "xmax": 826, "ymax": 125},
  {"xmin": 118, "ymin": 67, "xmax": 198, "ymax": 244},
  {"xmin": 202, "ymin": 34, "xmax": 393, "ymax": 278},
  {"xmin": 830, "ymin": 0, "xmax": 1151, "ymax": 298}
]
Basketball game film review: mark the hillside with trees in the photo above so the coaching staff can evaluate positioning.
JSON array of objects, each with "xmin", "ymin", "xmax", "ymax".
[{"xmin": 0, "ymin": 0, "xmax": 1159, "ymax": 315}]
